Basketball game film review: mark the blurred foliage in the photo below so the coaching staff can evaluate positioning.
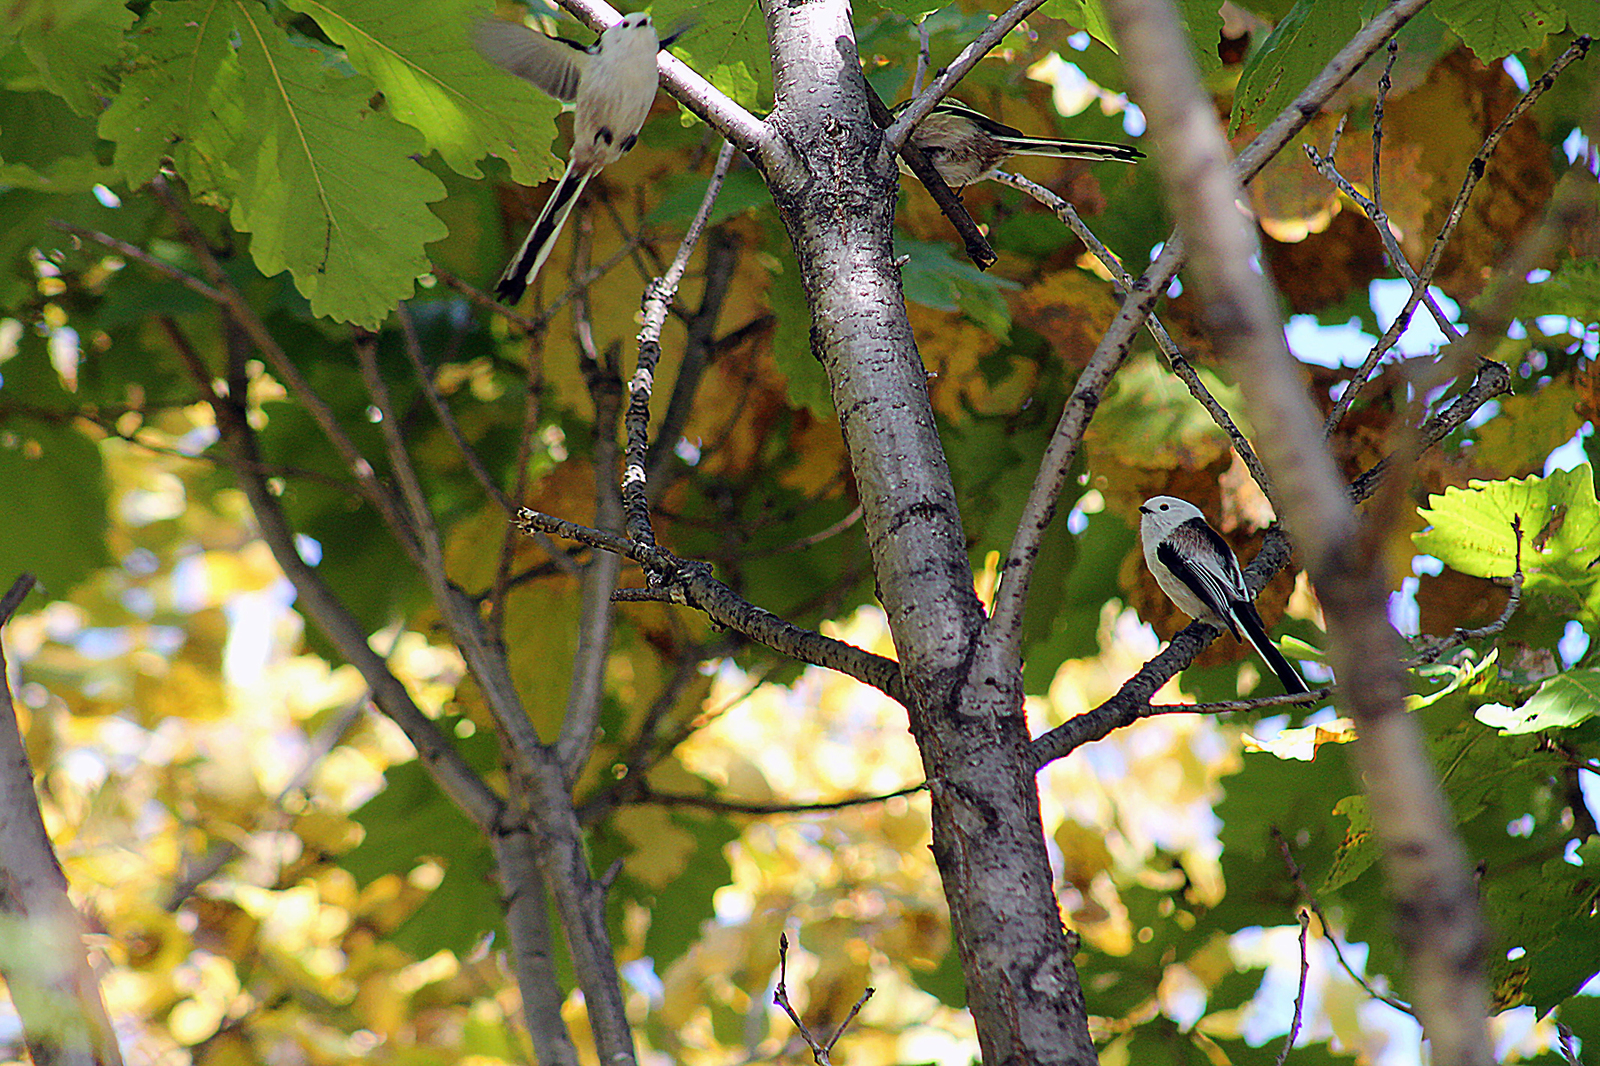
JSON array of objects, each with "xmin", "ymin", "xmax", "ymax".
[{"xmin": 1, "ymin": 0, "xmax": 1597, "ymax": 1063}]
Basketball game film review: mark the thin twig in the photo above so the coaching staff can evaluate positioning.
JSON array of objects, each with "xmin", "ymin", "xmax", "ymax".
[
  {"xmin": 1276, "ymin": 910, "xmax": 1312, "ymax": 1066},
  {"xmin": 554, "ymin": 213, "xmax": 628, "ymax": 783},
  {"xmin": 1301, "ymin": 147, "xmax": 1458, "ymax": 339},
  {"xmin": 886, "ymin": 0, "xmax": 1051, "ymax": 148},
  {"xmin": 148, "ymin": 175, "xmax": 426, "ymax": 568},
  {"xmin": 1555, "ymin": 1023, "xmax": 1581, "ymax": 1066},
  {"xmin": 773, "ymin": 933, "xmax": 875, "ymax": 1066},
  {"xmin": 0, "ymin": 575, "xmax": 37, "ymax": 627},
  {"xmin": 623, "ymin": 141, "xmax": 737, "ymax": 547},
  {"xmin": 48, "ymin": 220, "xmax": 223, "ymax": 303},
  {"xmin": 1274, "ymin": 828, "xmax": 1415, "ymax": 1016},
  {"xmin": 1348, "ymin": 357, "xmax": 1511, "ymax": 502},
  {"xmin": 517, "ymin": 508, "xmax": 908, "ymax": 702},
  {"xmin": 396, "ymin": 305, "xmax": 511, "ymax": 516},
  {"xmin": 1408, "ymin": 516, "xmax": 1524, "ymax": 666},
  {"xmin": 1323, "ymin": 34, "xmax": 1592, "ymax": 435},
  {"xmin": 635, "ymin": 781, "xmax": 925, "ymax": 815},
  {"xmin": 914, "ymin": 18, "xmax": 932, "ymax": 96},
  {"xmin": 647, "ymin": 226, "xmax": 743, "ymax": 488},
  {"xmin": 992, "ymin": 170, "xmax": 1275, "ymax": 504},
  {"xmin": 1040, "ymin": 683, "xmax": 1331, "ymax": 757}
]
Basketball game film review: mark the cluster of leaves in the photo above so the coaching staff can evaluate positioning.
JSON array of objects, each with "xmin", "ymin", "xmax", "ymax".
[{"xmin": 0, "ymin": 0, "xmax": 1597, "ymax": 1062}]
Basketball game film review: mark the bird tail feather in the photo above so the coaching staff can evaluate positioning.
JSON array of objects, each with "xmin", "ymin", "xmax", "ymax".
[
  {"xmin": 990, "ymin": 134, "xmax": 1143, "ymax": 164},
  {"xmin": 495, "ymin": 160, "xmax": 593, "ymax": 304},
  {"xmin": 1232, "ymin": 599, "xmax": 1310, "ymax": 695}
]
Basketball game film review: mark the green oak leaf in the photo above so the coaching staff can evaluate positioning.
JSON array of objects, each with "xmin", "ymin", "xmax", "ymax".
[
  {"xmin": 97, "ymin": 0, "xmax": 235, "ymax": 186},
  {"xmin": 14, "ymin": 0, "xmax": 133, "ymax": 115},
  {"xmin": 1476, "ymin": 670, "xmax": 1600, "ymax": 734},
  {"xmin": 284, "ymin": 0, "xmax": 564, "ymax": 185},
  {"xmin": 1230, "ymin": 0, "xmax": 1359, "ymax": 133},
  {"xmin": 225, "ymin": 2, "xmax": 448, "ymax": 326},
  {"xmin": 1432, "ymin": 0, "xmax": 1567, "ymax": 62},
  {"xmin": 1414, "ymin": 465, "xmax": 1600, "ymax": 589}
]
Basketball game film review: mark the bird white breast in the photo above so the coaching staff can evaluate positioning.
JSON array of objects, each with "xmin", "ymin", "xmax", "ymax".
[{"xmin": 572, "ymin": 23, "xmax": 661, "ymax": 168}]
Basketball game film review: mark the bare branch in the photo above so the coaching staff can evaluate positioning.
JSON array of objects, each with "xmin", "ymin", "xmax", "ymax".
[
  {"xmin": 1348, "ymin": 357, "xmax": 1512, "ymax": 502},
  {"xmin": 195, "ymin": 326, "xmax": 502, "ymax": 831},
  {"xmin": 1105, "ymin": 0, "xmax": 1492, "ymax": 1057},
  {"xmin": 981, "ymin": 0, "xmax": 1430, "ymax": 667},
  {"xmin": 993, "ymin": 170, "xmax": 1275, "ymax": 503},
  {"xmin": 149, "ymin": 175, "xmax": 427, "ymax": 568},
  {"xmin": 517, "ymin": 508, "xmax": 909, "ymax": 702},
  {"xmin": 1323, "ymin": 34, "xmax": 1592, "ymax": 434},
  {"xmin": 773, "ymin": 933, "xmax": 875, "ymax": 1065},
  {"xmin": 886, "ymin": 0, "xmax": 1050, "ymax": 148},
  {"xmin": 1408, "ymin": 517, "xmax": 1524, "ymax": 667},
  {"xmin": 554, "ymin": 220, "xmax": 628, "ymax": 784},
  {"xmin": 1276, "ymin": 829, "xmax": 1415, "ymax": 1016},
  {"xmin": 623, "ymin": 141, "xmax": 738, "ymax": 546},
  {"xmin": 867, "ymin": 83, "xmax": 996, "ymax": 270},
  {"xmin": 0, "ymin": 572, "xmax": 124, "ymax": 1066},
  {"xmin": 49, "ymin": 220, "xmax": 222, "ymax": 302},
  {"xmin": 0, "ymin": 574, "xmax": 35, "ymax": 625},
  {"xmin": 396, "ymin": 304, "xmax": 514, "ymax": 516},
  {"xmin": 635, "ymin": 781, "xmax": 925, "ymax": 815},
  {"xmin": 1275, "ymin": 910, "xmax": 1311, "ymax": 1066}
]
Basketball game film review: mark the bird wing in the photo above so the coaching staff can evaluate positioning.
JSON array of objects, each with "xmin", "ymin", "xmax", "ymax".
[
  {"xmin": 927, "ymin": 100, "xmax": 1027, "ymax": 140},
  {"xmin": 473, "ymin": 19, "xmax": 588, "ymax": 102},
  {"xmin": 1156, "ymin": 521, "xmax": 1243, "ymax": 638}
]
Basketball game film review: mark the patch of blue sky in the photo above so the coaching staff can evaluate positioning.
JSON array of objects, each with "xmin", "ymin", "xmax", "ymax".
[
  {"xmin": 1544, "ymin": 423, "xmax": 1592, "ymax": 474},
  {"xmin": 1285, "ymin": 314, "xmax": 1375, "ymax": 367},
  {"xmin": 1502, "ymin": 56, "xmax": 1529, "ymax": 90},
  {"xmin": 1564, "ymin": 127, "xmax": 1595, "ymax": 171},
  {"xmin": 1559, "ymin": 620, "xmax": 1590, "ymax": 668},
  {"xmin": 1369, "ymin": 278, "xmax": 1462, "ymax": 356},
  {"xmin": 1389, "ymin": 576, "xmax": 1420, "ymax": 636}
]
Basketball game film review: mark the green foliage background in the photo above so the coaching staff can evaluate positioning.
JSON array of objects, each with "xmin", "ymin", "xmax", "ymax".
[{"xmin": 0, "ymin": 0, "xmax": 1597, "ymax": 1062}]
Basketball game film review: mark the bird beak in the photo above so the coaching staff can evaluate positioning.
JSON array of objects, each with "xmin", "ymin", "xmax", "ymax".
[{"xmin": 1138, "ymin": 505, "xmax": 1152, "ymax": 515}]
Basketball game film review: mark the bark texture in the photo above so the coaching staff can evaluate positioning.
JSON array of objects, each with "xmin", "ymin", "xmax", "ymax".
[{"xmin": 756, "ymin": 2, "xmax": 1098, "ymax": 1060}]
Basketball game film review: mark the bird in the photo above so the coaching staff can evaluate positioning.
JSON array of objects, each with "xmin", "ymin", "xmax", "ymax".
[
  {"xmin": 473, "ymin": 13, "xmax": 677, "ymax": 303},
  {"xmin": 892, "ymin": 99, "xmax": 1143, "ymax": 188},
  {"xmin": 1138, "ymin": 495, "xmax": 1310, "ymax": 695}
]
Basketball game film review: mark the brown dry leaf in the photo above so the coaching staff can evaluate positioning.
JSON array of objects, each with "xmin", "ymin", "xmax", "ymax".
[
  {"xmin": 1381, "ymin": 49, "xmax": 1556, "ymax": 300},
  {"xmin": 1263, "ymin": 206, "xmax": 1388, "ymax": 314},
  {"xmin": 776, "ymin": 413, "xmax": 851, "ymax": 497},
  {"xmin": 1012, "ymin": 269, "xmax": 1126, "ymax": 372},
  {"xmin": 1415, "ymin": 565, "xmax": 1510, "ymax": 636},
  {"xmin": 916, "ymin": 310, "xmax": 1037, "ymax": 420}
]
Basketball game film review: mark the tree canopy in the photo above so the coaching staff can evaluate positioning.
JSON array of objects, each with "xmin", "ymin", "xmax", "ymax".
[{"xmin": 0, "ymin": 0, "xmax": 1597, "ymax": 1062}]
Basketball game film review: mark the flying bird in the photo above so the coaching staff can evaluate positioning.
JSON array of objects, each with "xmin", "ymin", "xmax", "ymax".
[
  {"xmin": 1138, "ymin": 495, "xmax": 1309, "ymax": 695},
  {"xmin": 473, "ymin": 13, "xmax": 677, "ymax": 303}
]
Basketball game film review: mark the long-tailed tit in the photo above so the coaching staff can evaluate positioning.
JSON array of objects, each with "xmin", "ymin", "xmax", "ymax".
[
  {"xmin": 474, "ymin": 13, "xmax": 677, "ymax": 303},
  {"xmin": 1138, "ymin": 496, "xmax": 1309, "ymax": 695},
  {"xmin": 893, "ymin": 99, "xmax": 1142, "ymax": 188}
]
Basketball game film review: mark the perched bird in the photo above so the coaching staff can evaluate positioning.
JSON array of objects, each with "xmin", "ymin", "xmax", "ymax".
[
  {"xmin": 1138, "ymin": 496, "xmax": 1309, "ymax": 695},
  {"xmin": 893, "ymin": 99, "xmax": 1143, "ymax": 188},
  {"xmin": 473, "ymin": 13, "xmax": 676, "ymax": 303}
]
